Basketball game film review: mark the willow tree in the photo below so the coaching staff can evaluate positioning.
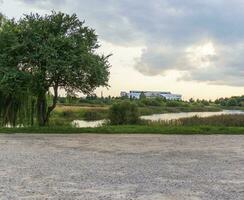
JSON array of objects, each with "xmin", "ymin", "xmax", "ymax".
[
  {"xmin": 0, "ymin": 13, "xmax": 3, "ymax": 26},
  {"xmin": 0, "ymin": 17, "xmax": 34, "ymax": 126}
]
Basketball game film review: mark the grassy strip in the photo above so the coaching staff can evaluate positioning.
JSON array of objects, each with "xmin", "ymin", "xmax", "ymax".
[
  {"xmin": 139, "ymin": 106, "xmax": 221, "ymax": 116},
  {"xmin": 0, "ymin": 125, "xmax": 244, "ymax": 134}
]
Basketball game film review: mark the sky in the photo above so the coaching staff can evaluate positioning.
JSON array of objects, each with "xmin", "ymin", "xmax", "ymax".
[{"xmin": 1, "ymin": 0, "xmax": 244, "ymax": 100}]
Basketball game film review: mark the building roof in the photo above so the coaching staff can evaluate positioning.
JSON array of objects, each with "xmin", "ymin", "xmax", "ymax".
[{"xmin": 129, "ymin": 90, "xmax": 171, "ymax": 94}]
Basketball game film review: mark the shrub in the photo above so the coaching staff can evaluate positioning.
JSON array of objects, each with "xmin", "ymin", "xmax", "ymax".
[{"xmin": 109, "ymin": 101, "xmax": 139, "ymax": 125}]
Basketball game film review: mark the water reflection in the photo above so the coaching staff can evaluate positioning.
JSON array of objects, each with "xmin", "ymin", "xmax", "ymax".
[{"xmin": 72, "ymin": 120, "xmax": 106, "ymax": 128}]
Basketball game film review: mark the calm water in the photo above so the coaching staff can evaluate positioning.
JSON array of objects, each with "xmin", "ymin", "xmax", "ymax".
[
  {"xmin": 141, "ymin": 110, "xmax": 244, "ymax": 121},
  {"xmin": 72, "ymin": 110, "xmax": 244, "ymax": 128}
]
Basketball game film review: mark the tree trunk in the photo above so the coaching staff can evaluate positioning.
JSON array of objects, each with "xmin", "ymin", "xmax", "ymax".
[
  {"xmin": 44, "ymin": 85, "xmax": 58, "ymax": 124},
  {"xmin": 37, "ymin": 92, "xmax": 47, "ymax": 126},
  {"xmin": 30, "ymin": 99, "xmax": 35, "ymax": 126},
  {"xmin": 36, "ymin": 85, "xmax": 58, "ymax": 126}
]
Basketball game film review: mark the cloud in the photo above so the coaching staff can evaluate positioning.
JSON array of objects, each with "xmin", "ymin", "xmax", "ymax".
[
  {"xmin": 17, "ymin": 0, "xmax": 66, "ymax": 9},
  {"xmin": 18, "ymin": 0, "xmax": 65, "ymax": 4},
  {"xmin": 16, "ymin": 0, "xmax": 244, "ymax": 86}
]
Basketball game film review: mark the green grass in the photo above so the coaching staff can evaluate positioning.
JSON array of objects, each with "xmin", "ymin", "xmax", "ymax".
[{"xmin": 0, "ymin": 125, "xmax": 244, "ymax": 134}]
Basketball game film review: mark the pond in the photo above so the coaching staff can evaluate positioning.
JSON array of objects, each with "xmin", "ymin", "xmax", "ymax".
[
  {"xmin": 141, "ymin": 110, "xmax": 244, "ymax": 121},
  {"xmin": 72, "ymin": 110, "xmax": 244, "ymax": 128}
]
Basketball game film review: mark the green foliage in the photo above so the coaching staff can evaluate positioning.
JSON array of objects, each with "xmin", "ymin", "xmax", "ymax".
[
  {"xmin": 139, "ymin": 92, "xmax": 146, "ymax": 99},
  {"xmin": 109, "ymin": 101, "xmax": 139, "ymax": 125}
]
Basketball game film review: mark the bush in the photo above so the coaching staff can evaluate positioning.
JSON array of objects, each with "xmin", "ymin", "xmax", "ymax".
[{"xmin": 109, "ymin": 101, "xmax": 139, "ymax": 125}]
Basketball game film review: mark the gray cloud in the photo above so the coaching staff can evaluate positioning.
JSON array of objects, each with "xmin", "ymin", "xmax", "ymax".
[
  {"xmin": 16, "ymin": 0, "xmax": 244, "ymax": 86},
  {"xmin": 17, "ymin": 0, "xmax": 66, "ymax": 9}
]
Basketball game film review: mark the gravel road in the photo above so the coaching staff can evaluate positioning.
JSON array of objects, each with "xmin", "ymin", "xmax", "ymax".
[{"xmin": 0, "ymin": 134, "xmax": 244, "ymax": 200}]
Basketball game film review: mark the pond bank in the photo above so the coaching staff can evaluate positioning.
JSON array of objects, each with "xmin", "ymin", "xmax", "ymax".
[{"xmin": 1, "ymin": 125, "xmax": 244, "ymax": 134}]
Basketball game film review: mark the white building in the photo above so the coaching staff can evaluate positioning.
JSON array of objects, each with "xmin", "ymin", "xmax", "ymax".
[
  {"xmin": 120, "ymin": 91, "xmax": 182, "ymax": 100},
  {"xmin": 159, "ymin": 93, "xmax": 182, "ymax": 100}
]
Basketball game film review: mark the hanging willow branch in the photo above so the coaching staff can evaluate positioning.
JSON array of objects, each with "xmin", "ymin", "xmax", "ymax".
[
  {"xmin": 0, "ymin": 89, "xmax": 36, "ymax": 127},
  {"xmin": 0, "ymin": 68, "xmax": 36, "ymax": 127}
]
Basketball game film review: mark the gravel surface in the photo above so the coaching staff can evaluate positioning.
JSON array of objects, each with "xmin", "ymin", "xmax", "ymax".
[{"xmin": 0, "ymin": 134, "xmax": 244, "ymax": 200}]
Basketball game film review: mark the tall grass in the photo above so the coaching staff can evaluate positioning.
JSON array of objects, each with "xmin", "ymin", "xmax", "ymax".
[{"xmin": 143, "ymin": 114, "xmax": 244, "ymax": 127}]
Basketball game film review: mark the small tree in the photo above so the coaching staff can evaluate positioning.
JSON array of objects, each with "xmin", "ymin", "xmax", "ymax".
[
  {"xmin": 189, "ymin": 98, "xmax": 195, "ymax": 103},
  {"xmin": 139, "ymin": 92, "xmax": 146, "ymax": 99}
]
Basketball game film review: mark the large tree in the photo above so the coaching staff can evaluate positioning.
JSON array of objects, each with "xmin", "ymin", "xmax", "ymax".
[{"xmin": 0, "ymin": 12, "xmax": 110, "ymax": 126}]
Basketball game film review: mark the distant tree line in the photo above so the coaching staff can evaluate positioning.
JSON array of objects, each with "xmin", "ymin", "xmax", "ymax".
[
  {"xmin": 215, "ymin": 96, "xmax": 244, "ymax": 107},
  {"xmin": 57, "ymin": 94, "xmax": 244, "ymax": 108}
]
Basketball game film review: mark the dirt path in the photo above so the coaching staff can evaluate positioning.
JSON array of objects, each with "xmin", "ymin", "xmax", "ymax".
[{"xmin": 0, "ymin": 134, "xmax": 243, "ymax": 200}]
